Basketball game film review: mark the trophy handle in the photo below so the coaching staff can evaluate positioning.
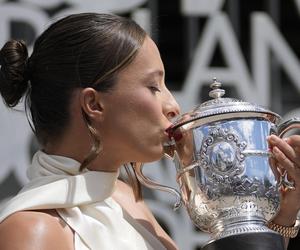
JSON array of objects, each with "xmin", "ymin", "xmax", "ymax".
[
  {"xmin": 134, "ymin": 162, "xmax": 182, "ymax": 210},
  {"xmin": 278, "ymin": 117, "xmax": 300, "ymax": 137},
  {"xmin": 276, "ymin": 117, "xmax": 300, "ymax": 191}
]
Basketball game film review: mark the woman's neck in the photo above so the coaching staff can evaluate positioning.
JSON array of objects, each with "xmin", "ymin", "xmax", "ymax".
[{"xmin": 43, "ymin": 133, "xmax": 121, "ymax": 173}]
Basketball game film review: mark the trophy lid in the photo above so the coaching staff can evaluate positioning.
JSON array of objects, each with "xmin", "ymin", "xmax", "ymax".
[{"xmin": 172, "ymin": 78, "xmax": 281, "ymax": 130}]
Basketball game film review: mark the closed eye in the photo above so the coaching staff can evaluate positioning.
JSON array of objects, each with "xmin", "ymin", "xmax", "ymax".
[{"xmin": 148, "ymin": 86, "xmax": 161, "ymax": 93}]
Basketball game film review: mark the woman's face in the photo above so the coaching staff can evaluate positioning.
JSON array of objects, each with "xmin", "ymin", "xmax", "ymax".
[{"xmin": 99, "ymin": 36, "xmax": 180, "ymax": 164}]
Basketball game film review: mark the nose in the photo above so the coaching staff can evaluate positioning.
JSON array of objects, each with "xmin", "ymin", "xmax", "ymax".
[{"xmin": 162, "ymin": 88, "xmax": 180, "ymax": 121}]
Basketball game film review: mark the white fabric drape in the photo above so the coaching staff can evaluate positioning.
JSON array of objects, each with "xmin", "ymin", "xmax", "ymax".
[{"xmin": 0, "ymin": 151, "xmax": 166, "ymax": 250}]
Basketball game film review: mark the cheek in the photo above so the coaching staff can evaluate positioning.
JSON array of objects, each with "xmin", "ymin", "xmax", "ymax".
[
  {"xmin": 105, "ymin": 94, "xmax": 164, "ymax": 161},
  {"xmin": 121, "ymin": 94, "xmax": 163, "ymax": 145},
  {"xmin": 136, "ymin": 98, "xmax": 161, "ymax": 120},
  {"xmin": 112, "ymin": 89, "xmax": 162, "ymax": 122},
  {"xmin": 103, "ymin": 90, "xmax": 163, "ymax": 141}
]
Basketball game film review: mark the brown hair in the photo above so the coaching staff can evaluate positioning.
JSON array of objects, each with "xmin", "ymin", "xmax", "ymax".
[{"xmin": 0, "ymin": 13, "xmax": 146, "ymax": 200}]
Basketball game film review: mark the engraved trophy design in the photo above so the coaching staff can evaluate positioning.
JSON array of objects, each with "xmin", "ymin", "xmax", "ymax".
[{"xmin": 135, "ymin": 79, "xmax": 300, "ymax": 250}]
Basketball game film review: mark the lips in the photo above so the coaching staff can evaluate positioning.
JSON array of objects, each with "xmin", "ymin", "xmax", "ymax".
[
  {"xmin": 165, "ymin": 125, "xmax": 174, "ymax": 138},
  {"xmin": 165, "ymin": 125, "xmax": 183, "ymax": 141}
]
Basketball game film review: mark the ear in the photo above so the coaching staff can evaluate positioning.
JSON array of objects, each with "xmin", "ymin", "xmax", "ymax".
[{"xmin": 80, "ymin": 88, "xmax": 104, "ymax": 122}]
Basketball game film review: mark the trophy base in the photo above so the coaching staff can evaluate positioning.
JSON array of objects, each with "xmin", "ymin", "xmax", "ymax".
[{"xmin": 202, "ymin": 232, "xmax": 285, "ymax": 250}]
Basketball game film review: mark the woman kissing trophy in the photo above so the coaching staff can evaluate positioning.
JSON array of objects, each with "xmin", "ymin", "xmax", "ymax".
[{"xmin": 136, "ymin": 78, "xmax": 300, "ymax": 250}]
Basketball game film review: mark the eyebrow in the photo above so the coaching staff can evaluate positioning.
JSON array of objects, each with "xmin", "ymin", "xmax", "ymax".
[{"xmin": 145, "ymin": 70, "xmax": 164, "ymax": 78}]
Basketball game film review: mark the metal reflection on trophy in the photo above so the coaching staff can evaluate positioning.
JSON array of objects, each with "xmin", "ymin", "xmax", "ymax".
[{"xmin": 135, "ymin": 78, "xmax": 300, "ymax": 245}]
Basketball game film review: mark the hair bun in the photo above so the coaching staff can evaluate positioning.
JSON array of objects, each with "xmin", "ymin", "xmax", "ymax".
[{"xmin": 0, "ymin": 40, "xmax": 30, "ymax": 107}]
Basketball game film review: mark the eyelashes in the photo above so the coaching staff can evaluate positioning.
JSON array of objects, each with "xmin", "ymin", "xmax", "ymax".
[{"xmin": 148, "ymin": 85, "xmax": 161, "ymax": 93}]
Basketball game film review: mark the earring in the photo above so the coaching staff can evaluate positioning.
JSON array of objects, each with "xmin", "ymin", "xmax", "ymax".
[{"xmin": 80, "ymin": 109, "xmax": 102, "ymax": 171}]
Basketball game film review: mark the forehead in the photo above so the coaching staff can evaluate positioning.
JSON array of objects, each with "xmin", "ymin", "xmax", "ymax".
[{"xmin": 120, "ymin": 36, "xmax": 164, "ymax": 77}]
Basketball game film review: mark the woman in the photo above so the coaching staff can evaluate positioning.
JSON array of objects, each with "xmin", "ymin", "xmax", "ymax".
[
  {"xmin": 0, "ymin": 12, "xmax": 298, "ymax": 250},
  {"xmin": 0, "ymin": 13, "xmax": 179, "ymax": 250}
]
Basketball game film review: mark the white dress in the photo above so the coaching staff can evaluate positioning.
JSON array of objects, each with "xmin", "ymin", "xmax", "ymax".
[{"xmin": 0, "ymin": 151, "xmax": 167, "ymax": 250}]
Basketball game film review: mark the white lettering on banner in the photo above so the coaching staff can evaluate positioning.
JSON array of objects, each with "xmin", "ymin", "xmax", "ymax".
[
  {"xmin": 0, "ymin": 3, "xmax": 49, "ymax": 50},
  {"xmin": 174, "ymin": 12, "xmax": 254, "ymax": 112},
  {"xmin": 181, "ymin": 0, "xmax": 224, "ymax": 16},
  {"xmin": 0, "ymin": 1, "xmax": 150, "ymax": 47},
  {"xmin": 58, "ymin": 0, "xmax": 146, "ymax": 14},
  {"xmin": 21, "ymin": 0, "xmax": 62, "ymax": 8},
  {"xmin": 52, "ymin": 7, "xmax": 151, "ymax": 35},
  {"xmin": 252, "ymin": 13, "xmax": 300, "ymax": 100},
  {"xmin": 295, "ymin": 0, "xmax": 300, "ymax": 14},
  {"xmin": 19, "ymin": 0, "xmax": 147, "ymax": 11},
  {"xmin": 174, "ymin": 12, "xmax": 300, "ymax": 113}
]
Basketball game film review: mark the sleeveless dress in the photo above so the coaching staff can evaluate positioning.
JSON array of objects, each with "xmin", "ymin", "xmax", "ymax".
[{"xmin": 0, "ymin": 150, "xmax": 167, "ymax": 250}]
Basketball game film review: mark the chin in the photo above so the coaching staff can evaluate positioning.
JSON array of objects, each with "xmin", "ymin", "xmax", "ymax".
[{"xmin": 137, "ymin": 145, "xmax": 164, "ymax": 163}]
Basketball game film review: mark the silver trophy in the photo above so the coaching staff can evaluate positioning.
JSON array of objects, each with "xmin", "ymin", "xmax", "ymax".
[{"xmin": 135, "ymin": 78, "xmax": 300, "ymax": 247}]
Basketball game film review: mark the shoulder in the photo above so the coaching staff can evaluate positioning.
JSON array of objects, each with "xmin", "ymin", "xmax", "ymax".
[{"xmin": 0, "ymin": 210, "xmax": 74, "ymax": 250}]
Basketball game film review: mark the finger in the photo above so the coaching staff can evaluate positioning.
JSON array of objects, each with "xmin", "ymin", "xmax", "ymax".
[
  {"xmin": 286, "ymin": 135, "xmax": 300, "ymax": 148},
  {"xmin": 273, "ymin": 146, "xmax": 297, "ymax": 174},
  {"xmin": 268, "ymin": 135, "xmax": 297, "ymax": 162},
  {"xmin": 267, "ymin": 135, "xmax": 281, "ymax": 148},
  {"xmin": 269, "ymin": 156, "xmax": 280, "ymax": 181}
]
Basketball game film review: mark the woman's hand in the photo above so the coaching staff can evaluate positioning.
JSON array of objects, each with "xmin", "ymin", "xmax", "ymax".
[{"xmin": 267, "ymin": 134, "xmax": 300, "ymax": 226}]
